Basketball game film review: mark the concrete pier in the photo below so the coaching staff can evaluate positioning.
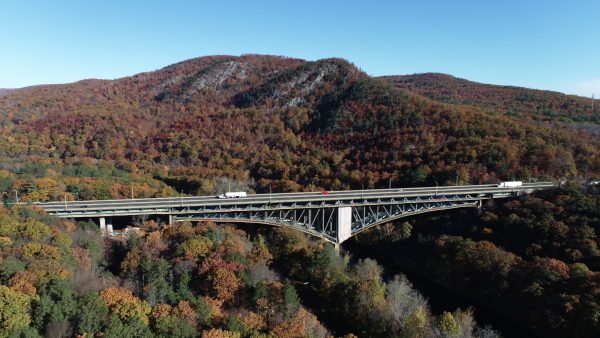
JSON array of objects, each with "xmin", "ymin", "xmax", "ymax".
[{"xmin": 99, "ymin": 217, "xmax": 113, "ymax": 236}]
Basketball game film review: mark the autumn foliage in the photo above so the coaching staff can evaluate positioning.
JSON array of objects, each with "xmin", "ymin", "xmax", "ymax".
[{"xmin": 0, "ymin": 54, "xmax": 598, "ymax": 337}]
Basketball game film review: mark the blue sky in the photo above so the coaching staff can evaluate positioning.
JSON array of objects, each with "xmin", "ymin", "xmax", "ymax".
[{"xmin": 1, "ymin": 0, "xmax": 599, "ymax": 96}]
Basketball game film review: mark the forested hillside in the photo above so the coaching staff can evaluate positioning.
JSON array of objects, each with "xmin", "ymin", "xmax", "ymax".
[
  {"xmin": 381, "ymin": 73, "xmax": 599, "ymax": 123},
  {"xmin": 0, "ymin": 89, "xmax": 13, "ymax": 97},
  {"xmin": 356, "ymin": 184, "xmax": 600, "ymax": 337},
  {"xmin": 0, "ymin": 54, "xmax": 599, "ymax": 337},
  {"xmin": 0, "ymin": 204, "xmax": 330, "ymax": 337},
  {"xmin": 1, "ymin": 55, "xmax": 599, "ymax": 203}
]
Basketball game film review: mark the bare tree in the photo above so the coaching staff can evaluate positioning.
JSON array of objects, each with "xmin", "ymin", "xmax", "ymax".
[
  {"xmin": 45, "ymin": 320, "xmax": 73, "ymax": 338},
  {"xmin": 213, "ymin": 176, "xmax": 256, "ymax": 195}
]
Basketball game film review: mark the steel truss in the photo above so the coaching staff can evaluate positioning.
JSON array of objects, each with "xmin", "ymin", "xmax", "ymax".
[{"xmin": 173, "ymin": 194, "xmax": 486, "ymax": 244}]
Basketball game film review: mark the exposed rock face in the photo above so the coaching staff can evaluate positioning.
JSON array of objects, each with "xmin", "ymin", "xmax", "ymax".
[
  {"xmin": 233, "ymin": 58, "xmax": 362, "ymax": 109},
  {"xmin": 274, "ymin": 62, "xmax": 342, "ymax": 108},
  {"xmin": 151, "ymin": 55, "xmax": 306, "ymax": 104},
  {"xmin": 190, "ymin": 60, "xmax": 249, "ymax": 90}
]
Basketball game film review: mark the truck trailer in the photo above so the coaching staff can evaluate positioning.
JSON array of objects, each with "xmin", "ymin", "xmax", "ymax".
[
  {"xmin": 218, "ymin": 192, "xmax": 247, "ymax": 199},
  {"xmin": 497, "ymin": 181, "xmax": 523, "ymax": 188}
]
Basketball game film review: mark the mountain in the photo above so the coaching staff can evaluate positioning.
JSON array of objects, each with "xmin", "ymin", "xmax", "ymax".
[
  {"xmin": 380, "ymin": 73, "xmax": 598, "ymax": 123},
  {"xmin": 0, "ymin": 89, "xmax": 15, "ymax": 97},
  {"xmin": 1, "ymin": 55, "xmax": 600, "ymax": 337},
  {"xmin": 0, "ymin": 55, "xmax": 599, "ymax": 202}
]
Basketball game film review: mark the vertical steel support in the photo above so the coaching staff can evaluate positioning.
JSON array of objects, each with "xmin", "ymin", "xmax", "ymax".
[{"xmin": 362, "ymin": 206, "xmax": 365, "ymax": 225}]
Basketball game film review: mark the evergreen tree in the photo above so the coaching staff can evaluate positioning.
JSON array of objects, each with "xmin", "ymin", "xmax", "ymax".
[
  {"xmin": 104, "ymin": 315, "xmax": 154, "ymax": 338},
  {"xmin": 282, "ymin": 279, "xmax": 300, "ymax": 320},
  {"xmin": 75, "ymin": 291, "xmax": 109, "ymax": 335},
  {"xmin": 31, "ymin": 279, "xmax": 77, "ymax": 334}
]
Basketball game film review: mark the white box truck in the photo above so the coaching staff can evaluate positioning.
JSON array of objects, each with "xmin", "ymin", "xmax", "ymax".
[
  {"xmin": 497, "ymin": 181, "xmax": 523, "ymax": 188},
  {"xmin": 218, "ymin": 192, "xmax": 247, "ymax": 199}
]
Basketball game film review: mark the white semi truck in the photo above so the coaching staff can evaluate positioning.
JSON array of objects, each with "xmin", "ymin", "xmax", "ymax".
[
  {"xmin": 497, "ymin": 181, "xmax": 523, "ymax": 188},
  {"xmin": 218, "ymin": 192, "xmax": 247, "ymax": 199}
]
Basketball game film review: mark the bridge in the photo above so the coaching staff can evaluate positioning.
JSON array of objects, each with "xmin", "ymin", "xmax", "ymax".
[{"xmin": 35, "ymin": 182, "xmax": 556, "ymax": 246}]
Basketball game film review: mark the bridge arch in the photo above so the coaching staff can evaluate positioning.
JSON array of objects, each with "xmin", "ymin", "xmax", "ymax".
[{"xmin": 173, "ymin": 198, "xmax": 481, "ymax": 245}]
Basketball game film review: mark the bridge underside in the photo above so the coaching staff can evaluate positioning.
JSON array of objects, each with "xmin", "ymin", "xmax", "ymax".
[{"xmin": 174, "ymin": 198, "xmax": 481, "ymax": 244}]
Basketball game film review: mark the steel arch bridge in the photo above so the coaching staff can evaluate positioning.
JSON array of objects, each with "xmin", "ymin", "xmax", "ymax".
[
  {"xmin": 36, "ymin": 182, "xmax": 555, "ymax": 245},
  {"xmin": 173, "ymin": 195, "xmax": 481, "ymax": 244}
]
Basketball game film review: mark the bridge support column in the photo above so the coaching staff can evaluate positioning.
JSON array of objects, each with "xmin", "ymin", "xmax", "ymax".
[
  {"xmin": 337, "ymin": 207, "xmax": 352, "ymax": 244},
  {"xmin": 106, "ymin": 218, "xmax": 113, "ymax": 236},
  {"xmin": 99, "ymin": 217, "xmax": 113, "ymax": 236},
  {"xmin": 168, "ymin": 214, "xmax": 174, "ymax": 226},
  {"xmin": 334, "ymin": 242, "xmax": 340, "ymax": 252},
  {"xmin": 99, "ymin": 217, "xmax": 107, "ymax": 236}
]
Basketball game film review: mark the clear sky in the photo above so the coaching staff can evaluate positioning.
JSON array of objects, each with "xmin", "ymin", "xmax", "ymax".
[{"xmin": 1, "ymin": 0, "xmax": 599, "ymax": 96}]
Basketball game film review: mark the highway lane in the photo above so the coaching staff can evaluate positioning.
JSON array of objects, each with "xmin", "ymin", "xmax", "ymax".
[
  {"xmin": 36, "ymin": 182, "xmax": 553, "ymax": 207},
  {"xmin": 38, "ymin": 183, "xmax": 555, "ymax": 209},
  {"xmin": 37, "ymin": 182, "xmax": 556, "ymax": 213},
  {"xmin": 37, "ymin": 184, "xmax": 502, "ymax": 206}
]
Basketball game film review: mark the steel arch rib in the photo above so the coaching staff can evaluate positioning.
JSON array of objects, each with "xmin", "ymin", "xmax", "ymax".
[
  {"xmin": 172, "ymin": 217, "xmax": 338, "ymax": 243},
  {"xmin": 349, "ymin": 202, "xmax": 478, "ymax": 238}
]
